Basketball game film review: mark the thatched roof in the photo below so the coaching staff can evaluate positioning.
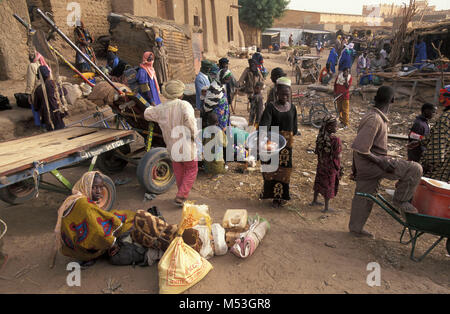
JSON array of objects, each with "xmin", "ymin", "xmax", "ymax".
[
  {"xmin": 108, "ymin": 13, "xmax": 192, "ymax": 38},
  {"xmin": 406, "ymin": 19, "xmax": 450, "ymax": 38}
]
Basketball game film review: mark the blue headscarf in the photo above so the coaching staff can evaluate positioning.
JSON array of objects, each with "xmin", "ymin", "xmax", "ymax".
[{"xmin": 156, "ymin": 37, "xmax": 163, "ymax": 46}]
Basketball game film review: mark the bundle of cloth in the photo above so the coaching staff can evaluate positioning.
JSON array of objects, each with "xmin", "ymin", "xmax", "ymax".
[
  {"xmin": 230, "ymin": 215, "xmax": 270, "ymax": 258},
  {"xmin": 87, "ymin": 81, "xmax": 131, "ymax": 107}
]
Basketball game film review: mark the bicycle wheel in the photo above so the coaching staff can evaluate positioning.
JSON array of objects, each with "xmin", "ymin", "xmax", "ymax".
[{"xmin": 310, "ymin": 109, "xmax": 329, "ymax": 129}]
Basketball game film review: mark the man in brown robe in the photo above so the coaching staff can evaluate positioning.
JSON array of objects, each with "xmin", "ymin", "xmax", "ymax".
[
  {"xmin": 349, "ymin": 86, "xmax": 422, "ymax": 238},
  {"xmin": 153, "ymin": 37, "xmax": 169, "ymax": 90}
]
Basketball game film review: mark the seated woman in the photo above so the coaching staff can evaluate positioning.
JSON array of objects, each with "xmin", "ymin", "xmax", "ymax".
[
  {"xmin": 319, "ymin": 63, "xmax": 332, "ymax": 85},
  {"xmin": 54, "ymin": 171, "xmax": 136, "ymax": 267}
]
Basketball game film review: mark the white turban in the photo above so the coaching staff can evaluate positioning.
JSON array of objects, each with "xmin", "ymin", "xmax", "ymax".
[{"xmin": 162, "ymin": 80, "xmax": 185, "ymax": 100}]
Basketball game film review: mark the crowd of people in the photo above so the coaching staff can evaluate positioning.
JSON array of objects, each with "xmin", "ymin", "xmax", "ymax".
[{"xmin": 11, "ymin": 21, "xmax": 449, "ymax": 268}]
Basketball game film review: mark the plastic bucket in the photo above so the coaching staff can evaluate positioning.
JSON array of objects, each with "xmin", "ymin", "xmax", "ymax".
[{"xmin": 412, "ymin": 178, "xmax": 450, "ymax": 219}]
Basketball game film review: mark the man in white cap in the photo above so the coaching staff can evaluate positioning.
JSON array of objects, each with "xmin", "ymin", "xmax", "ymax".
[{"xmin": 144, "ymin": 80, "xmax": 198, "ymax": 207}]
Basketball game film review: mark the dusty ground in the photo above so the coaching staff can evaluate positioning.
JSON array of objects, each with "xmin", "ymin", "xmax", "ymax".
[{"xmin": 0, "ymin": 49, "xmax": 449, "ymax": 294}]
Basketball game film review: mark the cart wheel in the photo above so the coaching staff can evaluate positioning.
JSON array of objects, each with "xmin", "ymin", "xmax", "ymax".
[
  {"xmin": 96, "ymin": 175, "xmax": 116, "ymax": 212},
  {"xmin": 0, "ymin": 179, "xmax": 38, "ymax": 205},
  {"xmin": 446, "ymin": 238, "xmax": 450, "ymax": 255},
  {"xmin": 310, "ymin": 109, "xmax": 329, "ymax": 129},
  {"xmin": 96, "ymin": 144, "xmax": 131, "ymax": 174},
  {"xmin": 137, "ymin": 148, "xmax": 175, "ymax": 195}
]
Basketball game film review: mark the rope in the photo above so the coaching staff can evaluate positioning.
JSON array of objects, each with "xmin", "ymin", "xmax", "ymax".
[
  {"xmin": 0, "ymin": 218, "xmax": 7, "ymax": 241},
  {"xmin": 32, "ymin": 161, "xmax": 43, "ymax": 198}
]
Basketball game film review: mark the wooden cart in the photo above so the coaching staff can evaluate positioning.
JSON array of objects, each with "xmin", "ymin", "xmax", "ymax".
[{"xmin": 0, "ymin": 127, "xmax": 135, "ymax": 210}]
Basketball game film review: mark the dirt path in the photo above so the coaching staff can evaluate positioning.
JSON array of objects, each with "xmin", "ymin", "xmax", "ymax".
[{"xmin": 0, "ymin": 49, "xmax": 449, "ymax": 294}]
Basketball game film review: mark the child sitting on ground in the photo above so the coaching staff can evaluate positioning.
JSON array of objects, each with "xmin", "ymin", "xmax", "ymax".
[
  {"xmin": 310, "ymin": 116, "xmax": 343, "ymax": 213},
  {"xmin": 249, "ymin": 82, "xmax": 265, "ymax": 127},
  {"xmin": 203, "ymin": 112, "xmax": 228, "ymax": 177}
]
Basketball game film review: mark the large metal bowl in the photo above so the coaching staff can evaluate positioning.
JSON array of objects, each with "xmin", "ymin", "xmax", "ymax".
[{"xmin": 246, "ymin": 131, "xmax": 287, "ymax": 159}]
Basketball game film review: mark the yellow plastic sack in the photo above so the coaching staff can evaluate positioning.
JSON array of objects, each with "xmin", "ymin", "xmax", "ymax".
[{"xmin": 158, "ymin": 202, "xmax": 213, "ymax": 294}]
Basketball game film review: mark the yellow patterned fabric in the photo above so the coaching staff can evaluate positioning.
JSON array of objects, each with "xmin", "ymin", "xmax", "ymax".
[
  {"xmin": 54, "ymin": 171, "xmax": 136, "ymax": 262},
  {"xmin": 60, "ymin": 198, "xmax": 135, "ymax": 262}
]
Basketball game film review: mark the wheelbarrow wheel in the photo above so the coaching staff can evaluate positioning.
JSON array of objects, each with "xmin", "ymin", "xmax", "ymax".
[
  {"xmin": 96, "ymin": 144, "xmax": 131, "ymax": 174},
  {"xmin": 310, "ymin": 109, "xmax": 329, "ymax": 129},
  {"xmin": 0, "ymin": 179, "xmax": 38, "ymax": 205},
  {"xmin": 137, "ymin": 148, "xmax": 175, "ymax": 195},
  {"xmin": 96, "ymin": 174, "xmax": 116, "ymax": 212}
]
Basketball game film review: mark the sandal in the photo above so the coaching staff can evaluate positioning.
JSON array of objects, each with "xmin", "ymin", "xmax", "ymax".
[
  {"xmin": 174, "ymin": 197, "xmax": 185, "ymax": 207},
  {"xmin": 79, "ymin": 259, "xmax": 96, "ymax": 269}
]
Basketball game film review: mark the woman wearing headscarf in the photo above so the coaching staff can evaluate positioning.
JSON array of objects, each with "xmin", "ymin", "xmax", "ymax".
[
  {"xmin": 144, "ymin": 80, "xmax": 198, "ymax": 207},
  {"xmin": 153, "ymin": 37, "xmax": 169, "ymax": 90},
  {"xmin": 238, "ymin": 59, "xmax": 264, "ymax": 112},
  {"xmin": 338, "ymin": 45, "xmax": 353, "ymax": 73},
  {"xmin": 136, "ymin": 51, "xmax": 162, "ymax": 106},
  {"xmin": 258, "ymin": 77, "xmax": 298, "ymax": 208},
  {"xmin": 266, "ymin": 67, "xmax": 287, "ymax": 105},
  {"xmin": 74, "ymin": 20, "xmax": 96, "ymax": 72},
  {"xmin": 26, "ymin": 50, "xmax": 52, "ymax": 127},
  {"xmin": 311, "ymin": 116, "xmax": 343, "ymax": 213},
  {"xmin": 53, "ymin": 171, "xmax": 136, "ymax": 267},
  {"xmin": 219, "ymin": 58, "xmax": 238, "ymax": 114},
  {"xmin": 327, "ymin": 47, "xmax": 338, "ymax": 74},
  {"xmin": 204, "ymin": 79, "xmax": 230, "ymax": 133},
  {"xmin": 33, "ymin": 66, "xmax": 67, "ymax": 131}
]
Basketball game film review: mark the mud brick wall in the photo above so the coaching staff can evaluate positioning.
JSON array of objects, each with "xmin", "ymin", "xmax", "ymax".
[
  {"xmin": 110, "ymin": 20, "xmax": 195, "ymax": 83},
  {"xmin": 25, "ymin": 0, "xmax": 112, "ymax": 64},
  {"xmin": 48, "ymin": 0, "xmax": 112, "ymax": 39},
  {"xmin": 0, "ymin": 0, "xmax": 31, "ymax": 80}
]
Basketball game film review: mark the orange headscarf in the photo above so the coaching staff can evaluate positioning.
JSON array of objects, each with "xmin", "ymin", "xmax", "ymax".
[{"xmin": 140, "ymin": 51, "xmax": 160, "ymax": 93}]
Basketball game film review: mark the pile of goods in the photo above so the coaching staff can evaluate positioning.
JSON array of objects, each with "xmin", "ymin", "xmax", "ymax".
[{"xmin": 131, "ymin": 204, "xmax": 270, "ymax": 294}]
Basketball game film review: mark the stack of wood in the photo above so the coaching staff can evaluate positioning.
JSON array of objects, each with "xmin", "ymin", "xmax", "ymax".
[{"xmin": 390, "ymin": 0, "xmax": 418, "ymax": 68}]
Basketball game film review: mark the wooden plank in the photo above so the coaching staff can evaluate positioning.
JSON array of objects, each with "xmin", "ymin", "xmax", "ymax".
[
  {"xmin": 0, "ymin": 127, "xmax": 103, "ymax": 152},
  {"xmin": 0, "ymin": 129, "xmax": 133, "ymax": 165},
  {"xmin": 0, "ymin": 129, "xmax": 119, "ymax": 161},
  {"xmin": 0, "ymin": 127, "xmax": 135, "ymax": 176}
]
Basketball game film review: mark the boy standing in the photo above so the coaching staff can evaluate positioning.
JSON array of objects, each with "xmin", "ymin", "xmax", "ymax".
[
  {"xmin": 407, "ymin": 103, "xmax": 436, "ymax": 162},
  {"xmin": 249, "ymin": 82, "xmax": 265, "ymax": 127}
]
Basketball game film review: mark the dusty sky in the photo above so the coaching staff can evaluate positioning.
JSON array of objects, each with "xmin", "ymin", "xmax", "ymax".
[{"xmin": 288, "ymin": 0, "xmax": 450, "ymax": 15}]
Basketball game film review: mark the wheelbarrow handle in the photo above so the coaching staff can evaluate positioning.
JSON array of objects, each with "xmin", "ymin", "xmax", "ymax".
[{"xmin": 355, "ymin": 192, "xmax": 407, "ymax": 227}]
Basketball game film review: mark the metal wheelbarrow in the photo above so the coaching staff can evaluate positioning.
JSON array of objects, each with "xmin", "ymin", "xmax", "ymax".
[{"xmin": 356, "ymin": 193, "xmax": 450, "ymax": 262}]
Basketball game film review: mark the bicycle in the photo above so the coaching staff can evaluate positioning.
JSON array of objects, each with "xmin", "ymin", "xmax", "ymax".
[{"xmin": 292, "ymin": 90, "xmax": 342, "ymax": 129}]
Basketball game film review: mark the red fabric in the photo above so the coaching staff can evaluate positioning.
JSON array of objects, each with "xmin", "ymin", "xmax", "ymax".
[
  {"xmin": 319, "ymin": 67, "xmax": 328, "ymax": 82},
  {"xmin": 172, "ymin": 160, "xmax": 198, "ymax": 199},
  {"xmin": 140, "ymin": 51, "xmax": 160, "ymax": 93},
  {"xmin": 313, "ymin": 137, "xmax": 342, "ymax": 199},
  {"xmin": 334, "ymin": 76, "xmax": 352, "ymax": 100},
  {"xmin": 35, "ymin": 52, "xmax": 52, "ymax": 75},
  {"xmin": 440, "ymin": 88, "xmax": 450, "ymax": 107}
]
